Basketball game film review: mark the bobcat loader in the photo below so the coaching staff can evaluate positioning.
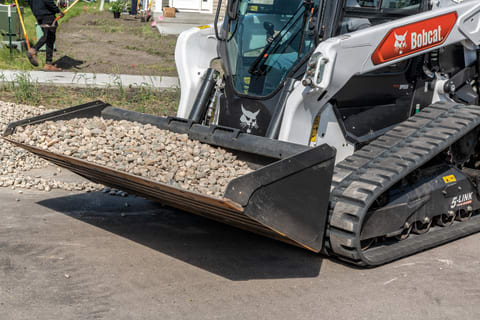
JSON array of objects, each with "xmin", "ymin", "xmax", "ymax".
[{"xmin": 4, "ymin": 0, "xmax": 480, "ymax": 266}]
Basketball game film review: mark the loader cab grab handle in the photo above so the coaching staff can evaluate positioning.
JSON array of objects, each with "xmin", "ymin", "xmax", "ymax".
[{"xmin": 227, "ymin": 0, "xmax": 240, "ymax": 20}]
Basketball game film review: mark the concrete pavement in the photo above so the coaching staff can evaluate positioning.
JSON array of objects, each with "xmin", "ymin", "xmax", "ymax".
[
  {"xmin": 0, "ymin": 167, "xmax": 480, "ymax": 319},
  {"xmin": 155, "ymin": 12, "xmax": 217, "ymax": 35},
  {"xmin": 0, "ymin": 69, "xmax": 179, "ymax": 89}
]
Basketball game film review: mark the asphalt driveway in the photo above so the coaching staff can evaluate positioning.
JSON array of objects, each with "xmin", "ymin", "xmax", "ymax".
[{"xmin": 1, "ymin": 170, "xmax": 479, "ymax": 319}]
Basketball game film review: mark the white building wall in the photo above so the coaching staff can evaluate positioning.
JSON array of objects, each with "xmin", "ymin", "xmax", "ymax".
[{"xmin": 153, "ymin": 0, "xmax": 225, "ymax": 14}]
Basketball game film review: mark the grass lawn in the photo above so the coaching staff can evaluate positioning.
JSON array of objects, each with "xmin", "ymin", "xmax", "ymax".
[
  {"xmin": 0, "ymin": 1, "xmax": 180, "ymax": 115},
  {"xmin": 0, "ymin": 0, "xmax": 177, "ymax": 76},
  {"xmin": 1, "ymin": 1, "xmax": 101, "ymax": 69},
  {"xmin": 1, "ymin": 1, "xmax": 178, "ymax": 76}
]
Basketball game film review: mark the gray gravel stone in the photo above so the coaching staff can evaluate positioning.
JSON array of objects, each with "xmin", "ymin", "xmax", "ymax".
[
  {"xmin": 0, "ymin": 101, "xmax": 102, "ymax": 192},
  {"xmin": 11, "ymin": 116, "xmax": 254, "ymax": 198}
]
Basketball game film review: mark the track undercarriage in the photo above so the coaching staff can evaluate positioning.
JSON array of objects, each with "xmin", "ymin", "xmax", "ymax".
[{"xmin": 328, "ymin": 101, "xmax": 480, "ymax": 266}]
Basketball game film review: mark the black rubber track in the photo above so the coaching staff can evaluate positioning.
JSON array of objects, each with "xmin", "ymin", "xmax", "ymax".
[{"xmin": 327, "ymin": 101, "xmax": 480, "ymax": 266}]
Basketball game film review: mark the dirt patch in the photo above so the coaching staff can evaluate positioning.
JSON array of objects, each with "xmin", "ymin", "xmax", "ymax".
[{"xmin": 55, "ymin": 12, "xmax": 178, "ymax": 76}]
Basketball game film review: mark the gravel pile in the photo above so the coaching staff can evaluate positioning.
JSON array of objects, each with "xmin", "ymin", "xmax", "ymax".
[
  {"xmin": 12, "ymin": 117, "xmax": 254, "ymax": 197},
  {"xmin": 0, "ymin": 101, "xmax": 101, "ymax": 192}
]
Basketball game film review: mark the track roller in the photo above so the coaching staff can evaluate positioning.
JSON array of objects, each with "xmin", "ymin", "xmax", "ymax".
[
  {"xmin": 436, "ymin": 211, "xmax": 455, "ymax": 227},
  {"xmin": 396, "ymin": 223, "xmax": 413, "ymax": 241},
  {"xmin": 412, "ymin": 217, "xmax": 432, "ymax": 235},
  {"xmin": 456, "ymin": 207, "xmax": 473, "ymax": 222}
]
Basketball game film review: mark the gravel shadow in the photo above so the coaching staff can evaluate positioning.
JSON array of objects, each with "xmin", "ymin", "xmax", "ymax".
[{"xmin": 37, "ymin": 192, "xmax": 323, "ymax": 281}]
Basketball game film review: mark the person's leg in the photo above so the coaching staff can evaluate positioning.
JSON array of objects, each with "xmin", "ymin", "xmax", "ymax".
[
  {"xmin": 42, "ymin": 16, "xmax": 61, "ymax": 71},
  {"xmin": 33, "ymin": 30, "xmax": 47, "ymax": 53},
  {"xmin": 33, "ymin": 18, "xmax": 48, "ymax": 52},
  {"xmin": 131, "ymin": 0, "xmax": 137, "ymax": 15},
  {"xmin": 27, "ymin": 17, "xmax": 45, "ymax": 66},
  {"xmin": 44, "ymin": 27, "xmax": 56, "ymax": 65}
]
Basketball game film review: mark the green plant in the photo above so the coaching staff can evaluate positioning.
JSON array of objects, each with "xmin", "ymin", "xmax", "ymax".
[
  {"xmin": 9, "ymin": 72, "xmax": 40, "ymax": 104},
  {"xmin": 111, "ymin": 0, "xmax": 126, "ymax": 13},
  {"xmin": 0, "ymin": 72, "xmax": 8, "ymax": 91},
  {"xmin": 112, "ymin": 74, "xmax": 126, "ymax": 100}
]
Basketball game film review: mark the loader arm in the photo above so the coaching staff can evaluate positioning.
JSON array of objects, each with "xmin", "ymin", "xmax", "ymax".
[{"xmin": 279, "ymin": 0, "xmax": 480, "ymax": 151}]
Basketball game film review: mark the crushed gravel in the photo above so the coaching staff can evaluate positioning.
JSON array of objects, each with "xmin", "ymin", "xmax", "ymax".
[
  {"xmin": 0, "ymin": 101, "xmax": 101, "ymax": 192},
  {"xmin": 11, "ymin": 116, "xmax": 254, "ymax": 197}
]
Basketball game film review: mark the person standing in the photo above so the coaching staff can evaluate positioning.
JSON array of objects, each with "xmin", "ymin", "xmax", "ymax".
[
  {"xmin": 130, "ymin": 0, "xmax": 138, "ymax": 15},
  {"xmin": 26, "ymin": 0, "xmax": 64, "ymax": 71}
]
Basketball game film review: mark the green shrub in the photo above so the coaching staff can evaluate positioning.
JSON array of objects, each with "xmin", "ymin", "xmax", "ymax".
[{"xmin": 110, "ymin": 0, "xmax": 126, "ymax": 13}]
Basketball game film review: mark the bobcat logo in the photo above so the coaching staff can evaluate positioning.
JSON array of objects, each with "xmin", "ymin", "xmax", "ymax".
[
  {"xmin": 240, "ymin": 105, "xmax": 260, "ymax": 134},
  {"xmin": 394, "ymin": 31, "xmax": 408, "ymax": 54}
]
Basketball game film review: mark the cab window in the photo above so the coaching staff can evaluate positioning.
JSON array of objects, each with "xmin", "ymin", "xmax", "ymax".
[{"xmin": 338, "ymin": 0, "xmax": 423, "ymax": 35}]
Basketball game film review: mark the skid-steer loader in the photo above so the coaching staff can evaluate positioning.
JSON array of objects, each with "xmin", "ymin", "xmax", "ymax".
[{"xmin": 4, "ymin": 0, "xmax": 480, "ymax": 266}]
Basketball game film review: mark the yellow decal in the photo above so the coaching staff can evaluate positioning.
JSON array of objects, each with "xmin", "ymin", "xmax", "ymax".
[
  {"xmin": 310, "ymin": 115, "xmax": 321, "ymax": 143},
  {"xmin": 242, "ymin": 77, "xmax": 251, "ymax": 94},
  {"xmin": 443, "ymin": 175, "xmax": 456, "ymax": 184},
  {"xmin": 249, "ymin": 5, "xmax": 258, "ymax": 12},
  {"xmin": 197, "ymin": 25, "xmax": 211, "ymax": 30}
]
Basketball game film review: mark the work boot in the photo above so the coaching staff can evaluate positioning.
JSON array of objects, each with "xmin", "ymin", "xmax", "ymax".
[
  {"xmin": 44, "ymin": 64, "xmax": 62, "ymax": 71},
  {"xmin": 26, "ymin": 48, "xmax": 39, "ymax": 67}
]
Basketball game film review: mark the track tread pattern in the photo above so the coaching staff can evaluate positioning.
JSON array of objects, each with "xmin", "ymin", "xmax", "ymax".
[{"xmin": 328, "ymin": 102, "xmax": 480, "ymax": 266}]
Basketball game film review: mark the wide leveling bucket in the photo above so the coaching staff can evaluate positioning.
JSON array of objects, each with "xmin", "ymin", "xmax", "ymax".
[{"xmin": 3, "ymin": 101, "xmax": 336, "ymax": 252}]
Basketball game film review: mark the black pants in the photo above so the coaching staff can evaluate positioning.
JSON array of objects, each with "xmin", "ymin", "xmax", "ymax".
[
  {"xmin": 33, "ymin": 15, "xmax": 57, "ymax": 64},
  {"xmin": 130, "ymin": 0, "xmax": 138, "ymax": 15}
]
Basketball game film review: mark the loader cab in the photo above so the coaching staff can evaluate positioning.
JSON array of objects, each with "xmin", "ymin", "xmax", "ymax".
[
  {"xmin": 216, "ymin": 0, "xmax": 430, "ymax": 139},
  {"xmin": 221, "ymin": 0, "xmax": 322, "ymax": 97},
  {"xmin": 217, "ymin": 0, "xmax": 326, "ymax": 136}
]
